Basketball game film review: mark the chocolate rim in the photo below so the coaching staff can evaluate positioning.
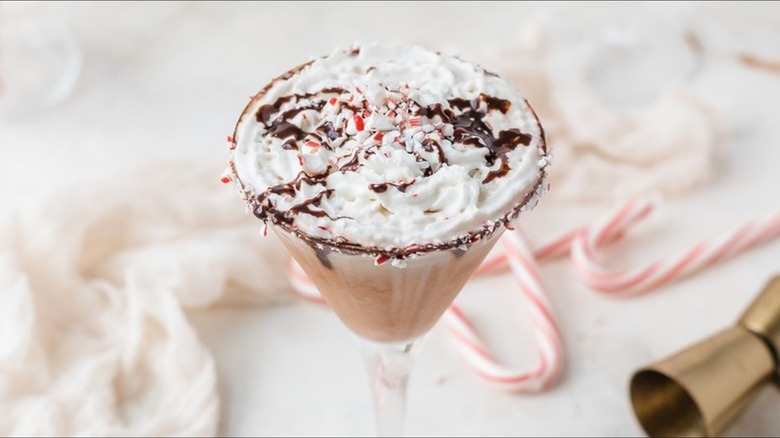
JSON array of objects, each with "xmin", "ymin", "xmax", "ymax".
[{"xmin": 229, "ymin": 56, "xmax": 549, "ymax": 259}]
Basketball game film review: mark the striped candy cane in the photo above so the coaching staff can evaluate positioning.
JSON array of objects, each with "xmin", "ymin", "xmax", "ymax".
[
  {"xmin": 445, "ymin": 231, "xmax": 563, "ymax": 392},
  {"xmin": 570, "ymin": 199, "xmax": 780, "ymax": 295}
]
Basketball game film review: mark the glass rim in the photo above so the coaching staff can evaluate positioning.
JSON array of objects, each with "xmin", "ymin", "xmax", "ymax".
[{"xmin": 229, "ymin": 57, "xmax": 549, "ymax": 259}]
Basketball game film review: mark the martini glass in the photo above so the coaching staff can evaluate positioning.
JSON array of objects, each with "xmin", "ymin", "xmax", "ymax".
[
  {"xmin": 229, "ymin": 45, "xmax": 548, "ymax": 436},
  {"xmin": 274, "ymin": 225, "xmax": 505, "ymax": 436}
]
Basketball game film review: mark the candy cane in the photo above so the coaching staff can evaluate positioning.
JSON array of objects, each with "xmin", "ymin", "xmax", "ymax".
[
  {"xmin": 287, "ymin": 229, "xmax": 564, "ymax": 393},
  {"xmin": 445, "ymin": 230, "xmax": 563, "ymax": 392},
  {"xmin": 570, "ymin": 199, "xmax": 780, "ymax": 295}
]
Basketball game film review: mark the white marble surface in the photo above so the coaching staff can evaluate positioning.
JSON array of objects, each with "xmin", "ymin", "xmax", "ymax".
[{"xmin": 1, "ymin": 2, "xmax": 779, "ymax": 436}]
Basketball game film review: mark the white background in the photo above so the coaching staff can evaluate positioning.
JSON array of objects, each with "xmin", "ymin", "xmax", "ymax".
[{"xmin": 1, "ymin": 2, "xmax": 779, "ymax": 436}]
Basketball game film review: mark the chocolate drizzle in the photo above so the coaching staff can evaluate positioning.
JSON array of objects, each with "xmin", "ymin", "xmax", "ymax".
[
  {"xmin": 256, "ymin": 169, "xmax": 334, "ymax": 225},
  {"xmin": 314, "ymin": 245, "xmax": 333, "ymax": 269},
  {"xmin": 452, "ymin": 247, "xmax": 467, "ymax": 258},
  {"xmin": 419, "ymin": 103, "xmax": 455, "ymax": 123},
  {"xmin": 483, "ymin": 129, "xmax": 533, "ymax": 183},
  {"xmin": 281, "ymin": 139, "xmax": 298, "ymax": 150},
  {"xmin": 448, "ymin": 93, "xmax": 512, "ymax": 114},
  {"xmin": 276, "ymin": 103, "xmax": 324, "ymax": 124},
  {"xmin": 421, "ymin": 138, "xmax": 446, "ymax": 164},
  {"xmin": 257, "ymin": 91, "xmax": 335, "ymax": 122},
  {"xmin": 320, "ymin": 87, "xmax": 347, "ymax": 94},
  {"xmin": 452, "ymin": 115, "xmax": 491, "ymax": 147},
  {"xmin": 320, "ymin": 122, "xmax": 341, "ymax": 141},
  {"xmin": 269, "ymin": 121, "xmax": 307, "ymax": 140},
  {"xmin": 291, "ymin": 189, "xmax": 334, "ymax": 218},
  {"xmin": 340, "ymin": 153, "xmax": 362, "ymax": 173},
  {"xmin": 257, "ymin": 95, "xmax": 294, "ymax": 125},
  {"xmin": 369, "ymin": 180, "xmax": 415, "ymax": 193},
  {"xmin": 445, "ymin": 94, "xmax": 532, "ymax": 183}
]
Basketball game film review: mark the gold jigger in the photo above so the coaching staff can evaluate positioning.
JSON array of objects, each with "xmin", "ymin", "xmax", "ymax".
[{"xmin": 630, "ymin": 276, "xmax": 780, "ymax": 437}]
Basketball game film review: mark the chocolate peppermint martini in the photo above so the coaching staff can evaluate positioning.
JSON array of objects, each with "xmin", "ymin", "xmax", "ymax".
[{"xmin": 224, "ymin": 43, "xmax": 549, "ymax": 434}]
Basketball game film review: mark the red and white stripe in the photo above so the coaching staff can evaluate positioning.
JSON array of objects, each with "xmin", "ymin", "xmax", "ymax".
[
  {"xmin": 570, "ymin": 199, "xmax": 780, "ymax": 295},
  {"xmin": 444, "ymin": 231, "xmax": 563, "ymax": 393}
]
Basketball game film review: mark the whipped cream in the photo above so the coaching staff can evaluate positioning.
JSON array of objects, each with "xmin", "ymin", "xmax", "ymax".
[{"xmin": 227, "ymin": 43, "xmax": 549, "ymax": 253}]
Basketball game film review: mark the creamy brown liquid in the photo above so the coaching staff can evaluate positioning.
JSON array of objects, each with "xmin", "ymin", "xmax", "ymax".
[{"xmin": 277, "ymin": 228, "xmax": 502, "ymax": 342}]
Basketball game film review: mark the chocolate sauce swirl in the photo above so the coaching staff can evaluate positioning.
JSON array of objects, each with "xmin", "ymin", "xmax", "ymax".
[
  {"xmin": 249, "ymin": 86, "xmax": 535, "ymax": 225},
  {"xmin": 369, "ymin": 180, "xmax": 416, "ymax": 193}
]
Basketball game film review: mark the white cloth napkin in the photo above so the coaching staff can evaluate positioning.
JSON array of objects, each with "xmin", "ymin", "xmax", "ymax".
[{"xmin": 0, "ymin": 160, "xmax": 289, "ymax": 436}]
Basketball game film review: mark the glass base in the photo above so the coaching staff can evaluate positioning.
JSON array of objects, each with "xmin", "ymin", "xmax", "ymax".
[{"xmin": 359, "ymin": 338, "xmax": 423, "ymax": 437}]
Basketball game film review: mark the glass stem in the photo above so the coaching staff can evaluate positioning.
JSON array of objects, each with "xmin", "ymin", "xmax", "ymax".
[{"xmin": 359, "ymin": 339, "xmax": 419, "ymax": 437}]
